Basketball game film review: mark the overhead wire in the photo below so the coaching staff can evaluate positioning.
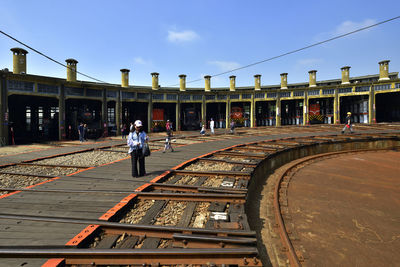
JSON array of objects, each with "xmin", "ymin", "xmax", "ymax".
[
  {"xmin": 1, "ymin": 15, "xmax": 399, "ymax": 87},
  {"xmin": 0, "ymin": 30, "xmax": 109, "ymax": 84},
  {"xmin": 167, "ymin": 15, "xmax": 400, "ymax": 87}
]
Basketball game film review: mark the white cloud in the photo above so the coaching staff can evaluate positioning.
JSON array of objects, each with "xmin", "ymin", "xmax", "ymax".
[
  {"xmin": 334, "ymin": 19, "xmax": 377, "ymax": 35},
  {"xmin": 134, "ymin": 57, "xmax": 151, "ymax": 65},
  {"xmin": 167, "ymin": 30, "xmax": 200, "ymax": 43},
  {"xmin": 313, "ymin": 18, "xmax": 377, "ymax": 42},
  {"xmin": 208, "ymin": 60, "xmax": 241, "ymax": 72}
]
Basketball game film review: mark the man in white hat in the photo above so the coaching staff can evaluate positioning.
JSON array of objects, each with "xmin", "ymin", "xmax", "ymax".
[{"xmin": 127, "ymin": 120, "xmax": 149, "ymax": 177}]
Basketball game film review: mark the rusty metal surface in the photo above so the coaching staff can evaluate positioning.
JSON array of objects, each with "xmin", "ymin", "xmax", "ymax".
[{"xmin": 287, "ymin": 150, "xmax": 400, "ymax": 266}]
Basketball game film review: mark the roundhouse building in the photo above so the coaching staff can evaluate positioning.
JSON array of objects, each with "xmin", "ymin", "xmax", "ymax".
[{"xmin": 1, "ymin": 48, "xmax": 399, "ymax": 144}]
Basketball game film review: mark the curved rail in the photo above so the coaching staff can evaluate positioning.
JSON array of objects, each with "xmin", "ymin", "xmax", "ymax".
[{"xmin": 272, "ymin": 147, "xmax": 399, "ymax": 266}]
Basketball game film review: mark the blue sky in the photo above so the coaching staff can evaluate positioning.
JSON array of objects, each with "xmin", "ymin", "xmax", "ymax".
[{"xmin": 0, "ymin": 0, "xmax": 399, "ymax": 88}]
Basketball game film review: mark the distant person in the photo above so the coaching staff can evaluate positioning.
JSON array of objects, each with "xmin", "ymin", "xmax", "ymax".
[
  {"xmin": 200, "ymin": 124, "xmax": 206, "ymax": 135},
  {"xmin": 210, "ymin": 118, "xmax": 215, "ymax": 134},
  {"xmin": 230, "ymin": 120, "xmax": 235, "ymax": 134},
  {"xmin": 129, "ymin": 122, "xmax": 134, "ymax": 132},
  {"xmin": 163, "ymin": 131, "xmax": 174, "ymax": 153},
  {"xmin": 127, "ymin": 120, "xmax": 149, "ymax": 177},
  {"xmin": 341, "ymin": 112, "xmax": 354, "ymax": 134},
  {"xmin": 166, "ymin": 120, "xmax": 172, "ymax": 135},
  {"xmin": 78, "ymin": 122, "xmax": 84, "ymax": 142},
  {"xmin": 83, "ymin": 124, "xmax": 88, "ymax": 141},
  {"xmin": 121, "ymin": 124, "xmax": 127, "ymax": 139}
]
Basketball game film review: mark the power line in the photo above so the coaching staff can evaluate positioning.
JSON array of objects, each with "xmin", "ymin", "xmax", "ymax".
[
  {"xmin": 0, "ymin": 30, "xmax": 109, "ymax": 84},
  {"xmin": 169, "ymin": 15, "xmax": 400, "ymax": 87}
]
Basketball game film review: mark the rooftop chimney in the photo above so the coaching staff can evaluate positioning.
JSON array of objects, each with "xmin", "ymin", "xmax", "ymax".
[
  {"xmin": 280, "ymin": 73, "xmax": 288, "ymax": 89},
  {"xmin": 254, "ymin": 74, "xmax": 261, "ymax": 90},
  {"xmin": 10, "ymin": 47, "xmax": 28, "ymax": 74},
  {"xmin": 229, "ymin": 75, "xmax": 236, "ymax": 91},
  {"xmin": 204, "ymin": 75, "xmax": 211, "ymax": 91},
  {"xmin": 341, "ymin": 66, "xmax": 350, "ymax": 84},
  {"xmin": 120, "ymin": 69, "xmax": 130, "ymax": 87},
  {"xmin": 308, "ymin": 70, "xmax": 317, "ymax": 87},
  {"xmin": 65, "ymin": 58, "xmax": 78, "ymax": 82},
  {"xmin": 151, "ymin": 72, "xmax": 159, "ymax": 90},
  {"xmin": 378, "ymin": 60, "xmax": 390, "ymax": 81},
  {"xmin": 179, "ymin": 74, "xmax": 186, "ymax": 91}
]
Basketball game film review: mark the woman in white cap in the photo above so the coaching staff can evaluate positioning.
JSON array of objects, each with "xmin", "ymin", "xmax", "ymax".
[{"xmin": 127, "ymin": 120, "xmax": 148, "ymax": 177}]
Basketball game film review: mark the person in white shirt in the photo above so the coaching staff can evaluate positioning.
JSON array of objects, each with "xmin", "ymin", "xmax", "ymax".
[{"xmin": 210, "ymin": 118, "xmax": 215, "ymax": 134}]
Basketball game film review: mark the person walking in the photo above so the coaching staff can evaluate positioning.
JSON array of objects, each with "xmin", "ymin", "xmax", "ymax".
[
  {"xmin": 230, "ymin": 120, "xmax": 235, "ymax": 134},
  {"xmin": 341, "ymin": 112, "xmax": 354, "ymax": 134},
  {"xmin": 166, "ymin": 120, "xmax": 172, "ymax": 135},
  {"xmin": 163, "ymin": 131, "xmax": 174, "ymax": 153},
  {"xmin": 78, "ymin": 122, "xmax": 84, "ymax": 142},
  {"xmin": 127, "ymin": 120, "xmax": 149, "ymax": 177},
  {"xmin": 210, "ymin": 118, "xmax": 215, "ymax": 134}
]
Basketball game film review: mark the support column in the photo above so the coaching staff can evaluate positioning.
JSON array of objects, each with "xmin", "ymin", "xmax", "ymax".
[
  {"xmin": 276, "ymin": 95, "xmax": 281, "ymax": 127},
  {"xmin": 176, "ymin": 99, "xmax": 180, "ymax": 131},
  {"xmin": 226, "ymin": 98, "xmax": 231, "ymax": 129},
  {"xmin": 201, "ymin": 96, "xmax": 206, "ymax": 126},
  {"xmin": 148, "ymin": 95, "xmax": 153, "ymax": 133},
  {"xmin": 102, "ymin": 88, "xmax": 108, "ymax": 136},
  {"xmin": 303, "ymin": 92, "xmax": 308, "ymax": 125},
  {"xmin": 369, "ymin": 86, "xmax": 375, "ymax": 123},
  {"xmin": 116, "ymin": 89, "xmax": 122, "ymax": 135},
  {"xmin": 250, "ymin": 97, "xmax": 255, "ymax": 128},
  {"xmin": 334, "ymin": 88, "xmax": 339, "ymax": 124},
  {"xmin": 58, "ymin": 85, "xmax": 66, "ymax": 140},
  {"xmin": 0, "ymin": 71, "xmax": 8, "ymax": 145}
]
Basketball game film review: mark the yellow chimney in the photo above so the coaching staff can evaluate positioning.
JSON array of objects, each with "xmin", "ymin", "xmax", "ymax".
[
  {"xmin": 151, "ymin": 72, "xmax": 159, "ymax": 90},
  {"xmin": 280, "ymin": 73, "xmax": 288, "ymax": 89},
  {"xmin": 254, "ymin": 74, "xmax": 261, "ymax": 90},
  {"xmin": 378, "ymin": 60, "xmax": 390, "ymax": 81},
  {"xmin": 341, "ymin": 66, "xmax": 350, "ymax": 84},
  {"xmin": 179, "ymin": 74, "xmax": 186, "ymax": 91},
  {"xmin": 308, "ymin": 70, "xmax": 317, "ymax": 87},
  {"xmin": 204, "ymin": 75, "xmax": 211, "ymax": 91},
  {"xmin": 120, "ymin": 69, "xmax": 130, "ymax": 88},
  {"xmin": 10, "ymin": 47, "xmax": 28, "ymax": 74},
  {"xmin": 229, "ymin": 75, "xmax": 236, "ymax": 91},
  {"xmin": 65, "ymin": 58, "xmax": 78, "ymax": 82}
]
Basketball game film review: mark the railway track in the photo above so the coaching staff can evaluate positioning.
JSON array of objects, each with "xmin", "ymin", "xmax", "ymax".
[{"xmin": 0, "ymin": 127, "xmax": 399, "ymax": 266}]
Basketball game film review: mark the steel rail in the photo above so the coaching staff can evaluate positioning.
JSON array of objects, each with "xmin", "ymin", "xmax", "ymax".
[
  {"xmin": 0, "ymin": 213, "xmax": 256, "ymax": 237},
  {"xmin": 136, "ymin": 191, "xmax": 246, "ymax": 203},
  {"xmin": 149, "ymin": 182, "xmax": 248, "ymax": 193},
  {"xmin": 0, "ymin": 171, "xmax": 56, "ymax": 178},
  {"xmin": 0, "ymin": 184, "xmax": 247, "ymax": 195},
  {"xmin": 16, "ymin": 163, "xmax": 93, "ymax": 168},
  {"xmin": 214, "ymin": 151, "xmax": 266, "ymax": 159},
  {"xmin": 232, "ymin": 146, "xmax": 279, "ymax": 152},
  {"xmin": 197, "ymin": 157, "xmax": 258, "ymax": 167},
  {"xmin": 171, "ymin": 169, "xmax": 252, "ymax": 178},
  {"xmin": 0, "ymin": 248, "xmax": 262, "ymax": 266},
  {"xmin": 0, "ymin": 188, "xmax": 246, "ymax": 202}
]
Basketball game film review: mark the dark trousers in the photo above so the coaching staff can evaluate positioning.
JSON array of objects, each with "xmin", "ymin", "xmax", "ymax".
[{"xmin": 130, "ymin": 149, "xmax": 145, "ymax": 177}]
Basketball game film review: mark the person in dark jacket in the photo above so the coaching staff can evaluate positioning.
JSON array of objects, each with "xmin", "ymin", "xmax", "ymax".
[
  {"xmin": 342, "ymin": 112, "xmax": 354, "ymax": 134},
  {"xmin": 78, "ymin": 122, "xmax": 84, "ymax": 142},
  {"xmin": 127, "ymin": 120, "xmax": 149, "ymax": 177}
]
